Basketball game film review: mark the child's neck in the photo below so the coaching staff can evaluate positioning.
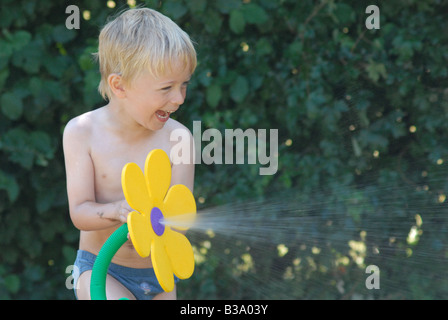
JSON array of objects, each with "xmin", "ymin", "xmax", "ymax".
[{"xmin": 104, "ymin": 99, "xmax": 155, "ymax": 141}]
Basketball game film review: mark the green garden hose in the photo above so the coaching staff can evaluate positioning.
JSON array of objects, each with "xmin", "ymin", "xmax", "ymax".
[{"xmin": 90, "ymin": 223, "xmax": 129, "ymax": 300}]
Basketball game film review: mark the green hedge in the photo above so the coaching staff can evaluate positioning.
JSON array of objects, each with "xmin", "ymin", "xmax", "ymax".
[{"xmin": 0, "ymin": 0, "xmax": 447, "ymax": 299}]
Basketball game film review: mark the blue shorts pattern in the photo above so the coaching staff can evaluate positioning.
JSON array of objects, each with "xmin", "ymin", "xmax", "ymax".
[{"xmin": 73, "ymin": 250, "xmax": 178, "ymax": 300}]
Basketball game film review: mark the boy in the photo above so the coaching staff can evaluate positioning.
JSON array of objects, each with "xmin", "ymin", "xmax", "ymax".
[{"xmin": 63, "ymin": 8, "xmax": 196, "ymax": 300}]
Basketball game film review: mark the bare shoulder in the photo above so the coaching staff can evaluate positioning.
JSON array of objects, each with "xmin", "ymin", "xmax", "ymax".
[
  {"xmin": 163, "ymin": 118, "xmax": 193, "ymax": 138},
  {"xmin": 162, "ymin": 118, "xmax": 194, "ymax": 152},
  {"xmin": 64, "ymin": 111, "xmax": 94, "ymax": 138},
  {"xmin": 63, "ymin": 109, "xmax": 104, "ymax": 151}
]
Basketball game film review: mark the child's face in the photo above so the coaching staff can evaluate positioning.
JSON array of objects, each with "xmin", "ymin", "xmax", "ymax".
[{"xmin": 122, "ymin": 60, "xmax": 192, "ymax": 131}]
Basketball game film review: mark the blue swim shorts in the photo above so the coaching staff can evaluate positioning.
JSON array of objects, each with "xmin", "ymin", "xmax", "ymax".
[{"xmin": 72, "ymin": 250, "xmax": 178, "ymax": 300}]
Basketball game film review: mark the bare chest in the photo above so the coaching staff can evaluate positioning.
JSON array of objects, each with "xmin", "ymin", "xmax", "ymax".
[{"xmin": 90, "ymin": 135, "xmax": 171, "ymax": 203}]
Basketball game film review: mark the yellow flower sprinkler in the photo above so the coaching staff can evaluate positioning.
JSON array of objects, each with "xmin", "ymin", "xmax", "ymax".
[{"xmin": 90, "ymin": 149, "xmax": 196, "ymax": 299}]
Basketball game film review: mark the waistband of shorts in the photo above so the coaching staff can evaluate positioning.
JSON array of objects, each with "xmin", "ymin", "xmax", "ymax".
[{"xmin": 77, "ymin": 249, "xmax": 157, "ymax": 277}]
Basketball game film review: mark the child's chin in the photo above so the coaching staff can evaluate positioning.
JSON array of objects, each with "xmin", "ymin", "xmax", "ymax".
[{"xmin": 147, "ymin": 119, "xmax": 168, "ymax": 131}]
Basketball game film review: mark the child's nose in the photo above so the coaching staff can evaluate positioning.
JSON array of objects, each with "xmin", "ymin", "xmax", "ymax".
[{"xmin": 171, "ymin": 89, "xmax": 186, "ymax": 106}]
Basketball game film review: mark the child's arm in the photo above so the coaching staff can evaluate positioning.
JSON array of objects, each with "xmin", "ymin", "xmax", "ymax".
[
  {"xmin": 170, "ymin": 127, "xmax": 195, "ymax": 235},
  {"xmin": 170, "ymin": 160, "xmax": 194, "ymax": 236},
  {"xmin": 170, "ymin": 127, "xmax": 195, "ymax": 192},
  {"xmin": 171, "ymin": 161, "xmax": 194, "ymax": 192},
  {"xmin": 63, "ymin": 118, "xmax": 130, "ymax": 231}
]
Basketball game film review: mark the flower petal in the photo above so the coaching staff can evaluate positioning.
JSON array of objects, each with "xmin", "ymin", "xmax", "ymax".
[
  {"xmin": 122, "ymin": 163, "xmax": 152, "ymax": 216},
  {"xmin": 151, "ymin": 239, "xmax": 175, "ymax": 292},
  {"xmin": 145, "ymin": 149, "xmax": 171, "ymax": 207},
  {"xmin": 127, "ymin": 211, "xmax": 153, "ymax": 258},
  {"xmin": 162, "ymin": 184, "xmax": 197, "ymax": 230},
  {"xmin": 164, "ymin": 229, "xmax": 195, "ymax": 279}
]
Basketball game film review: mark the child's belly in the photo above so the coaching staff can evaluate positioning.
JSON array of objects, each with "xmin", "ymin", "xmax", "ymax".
[{"xmin": 79, "ymin": 227, "xmax": 154, "ymax": 269}]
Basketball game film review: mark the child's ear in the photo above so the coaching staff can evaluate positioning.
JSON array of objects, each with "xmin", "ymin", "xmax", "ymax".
[{"xmin": 108, "ymin": 73, "xmax": 126, "ymax": 99}]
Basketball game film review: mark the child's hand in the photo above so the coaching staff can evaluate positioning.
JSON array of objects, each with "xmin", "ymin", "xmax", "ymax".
[{"xmin": 116, "ymin": 200, "xmax": 132, "ymax": 223}]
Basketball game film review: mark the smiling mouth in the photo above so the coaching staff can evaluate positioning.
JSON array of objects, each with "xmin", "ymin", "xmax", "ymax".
[{"xmin": 155, "ymin": 109, "xmax": 176, "ymax": 121}]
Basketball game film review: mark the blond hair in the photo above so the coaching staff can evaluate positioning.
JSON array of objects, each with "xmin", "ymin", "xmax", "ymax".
[{"xmin": 95, "ymin": 8, "xmax": 197, "ymax": 100}]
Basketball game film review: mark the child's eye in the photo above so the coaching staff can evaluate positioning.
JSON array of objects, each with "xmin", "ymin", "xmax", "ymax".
[{"xmin": 161, "ymin": 86, "xmax": 172, "ymax": 91}]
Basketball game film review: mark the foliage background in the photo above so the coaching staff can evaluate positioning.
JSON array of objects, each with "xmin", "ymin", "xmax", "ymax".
[{"xmin": 0, "ymin": 0, "xmax": 447, "ymax": 299}]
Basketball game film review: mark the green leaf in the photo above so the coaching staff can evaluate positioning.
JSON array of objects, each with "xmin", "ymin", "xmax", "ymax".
[
  {"xmin": 52, "ymin": 25, "xmax": 76, "ymax": 44},
  {"xmin": 30, "ymin": 131, "xmax": 54, "ymax": 161},
  {"xmin": 83, "ymin": 70, "xmax": 102, "ymax": 105},
  {"xmin": 0, "ymin": 39, "xmax": 12, "ymax": 69},
  {"xmin": 305, "ymin": 88, "xmax": 327, "ymax": 119},
  {"xmin": 45, "ymin": 79, "xmax": 69, "ymax": 102},
  {"xmin": 2, "ymin": 128, "xmax": 34, "ymax": 169},
  {"xmin": 0, "ymin": 68, "xmax": 9, "ymax": 91},
  {"xmin": 215, "ymin": 0, "xmax": 241, "ymax": 14},
  {"xmin": 366, "ymin": 60, "xmax": 387, "ymax": 83},
  {"xmin": 241, "ymin": 3, "xmax": 268, "ymax": 25},
  {"xmin": 4, "ymin": 275, "xmax": 20, "ymax": 294},
  {"xmin": 11, "ymin": 40, "xmax": 43, "ymax": 74},
  {"xmin": 229, "ymin": 10, "xmax": 245, "ymax": 34},
  {"xmin": 162, "ymin": 1, "xmax": 188, "ymax": 19},
  {"xmin": 29, "ymin": 77, "xmax": 42, "ymax": 97},
  {"xmin": 255, "ymin": 38, "xmax": 272, "ymax": 56},
  {"xmin": 10, "ymin": 30, "xmax": 32, "ymax": 51},
  {"xmin": 206, "ymin": 83, "xmax": 222, "ymax": 108},
  {"xmin": 230, "ymin": 76, "xmax": 249, "ymax": 103},
  {"xmin": 203, "ymin": 10, "xmax": 223, "ymax": 35},
  {"xmin": 79, "ymin": 52, "xmax": 95, "ymax": 71},
  {"xmin": 285, "ymin": 41, "xmax": 303, "ymax": 64},
  {"xmin": 186, "ymin": 0, "xmax": 207, "ymax": 13},
  {"xmin": 1, "ymin": 92, "xmax": 23, "ymax": 120},
  {"xmin": 44, "ymin": 55, "xmax": 70, "ymax": 78},
  {"xmin": 331, "ymin": 3, "xmax": 355, "ymax": 24},
  {"xmin": 36, "ymin": 189, "xmax": 56, "ymax": 213},
  {"xmin": 0, "ymin": 170, "xmax": 20, "ymax": 203},
  {"xmin": 62, "ymin": 245, "xmax": 76, "ymax": 263}
]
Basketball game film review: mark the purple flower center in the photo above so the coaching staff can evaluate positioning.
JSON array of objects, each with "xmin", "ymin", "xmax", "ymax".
[{"xmin": 150, "ymin": 207, "xmax": 165, "ymax": 236}]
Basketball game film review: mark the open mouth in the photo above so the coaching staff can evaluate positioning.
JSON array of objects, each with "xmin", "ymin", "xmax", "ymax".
[{"xmin": 155, "ymin": 110, "xmax": 175, "ymax": 122}]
